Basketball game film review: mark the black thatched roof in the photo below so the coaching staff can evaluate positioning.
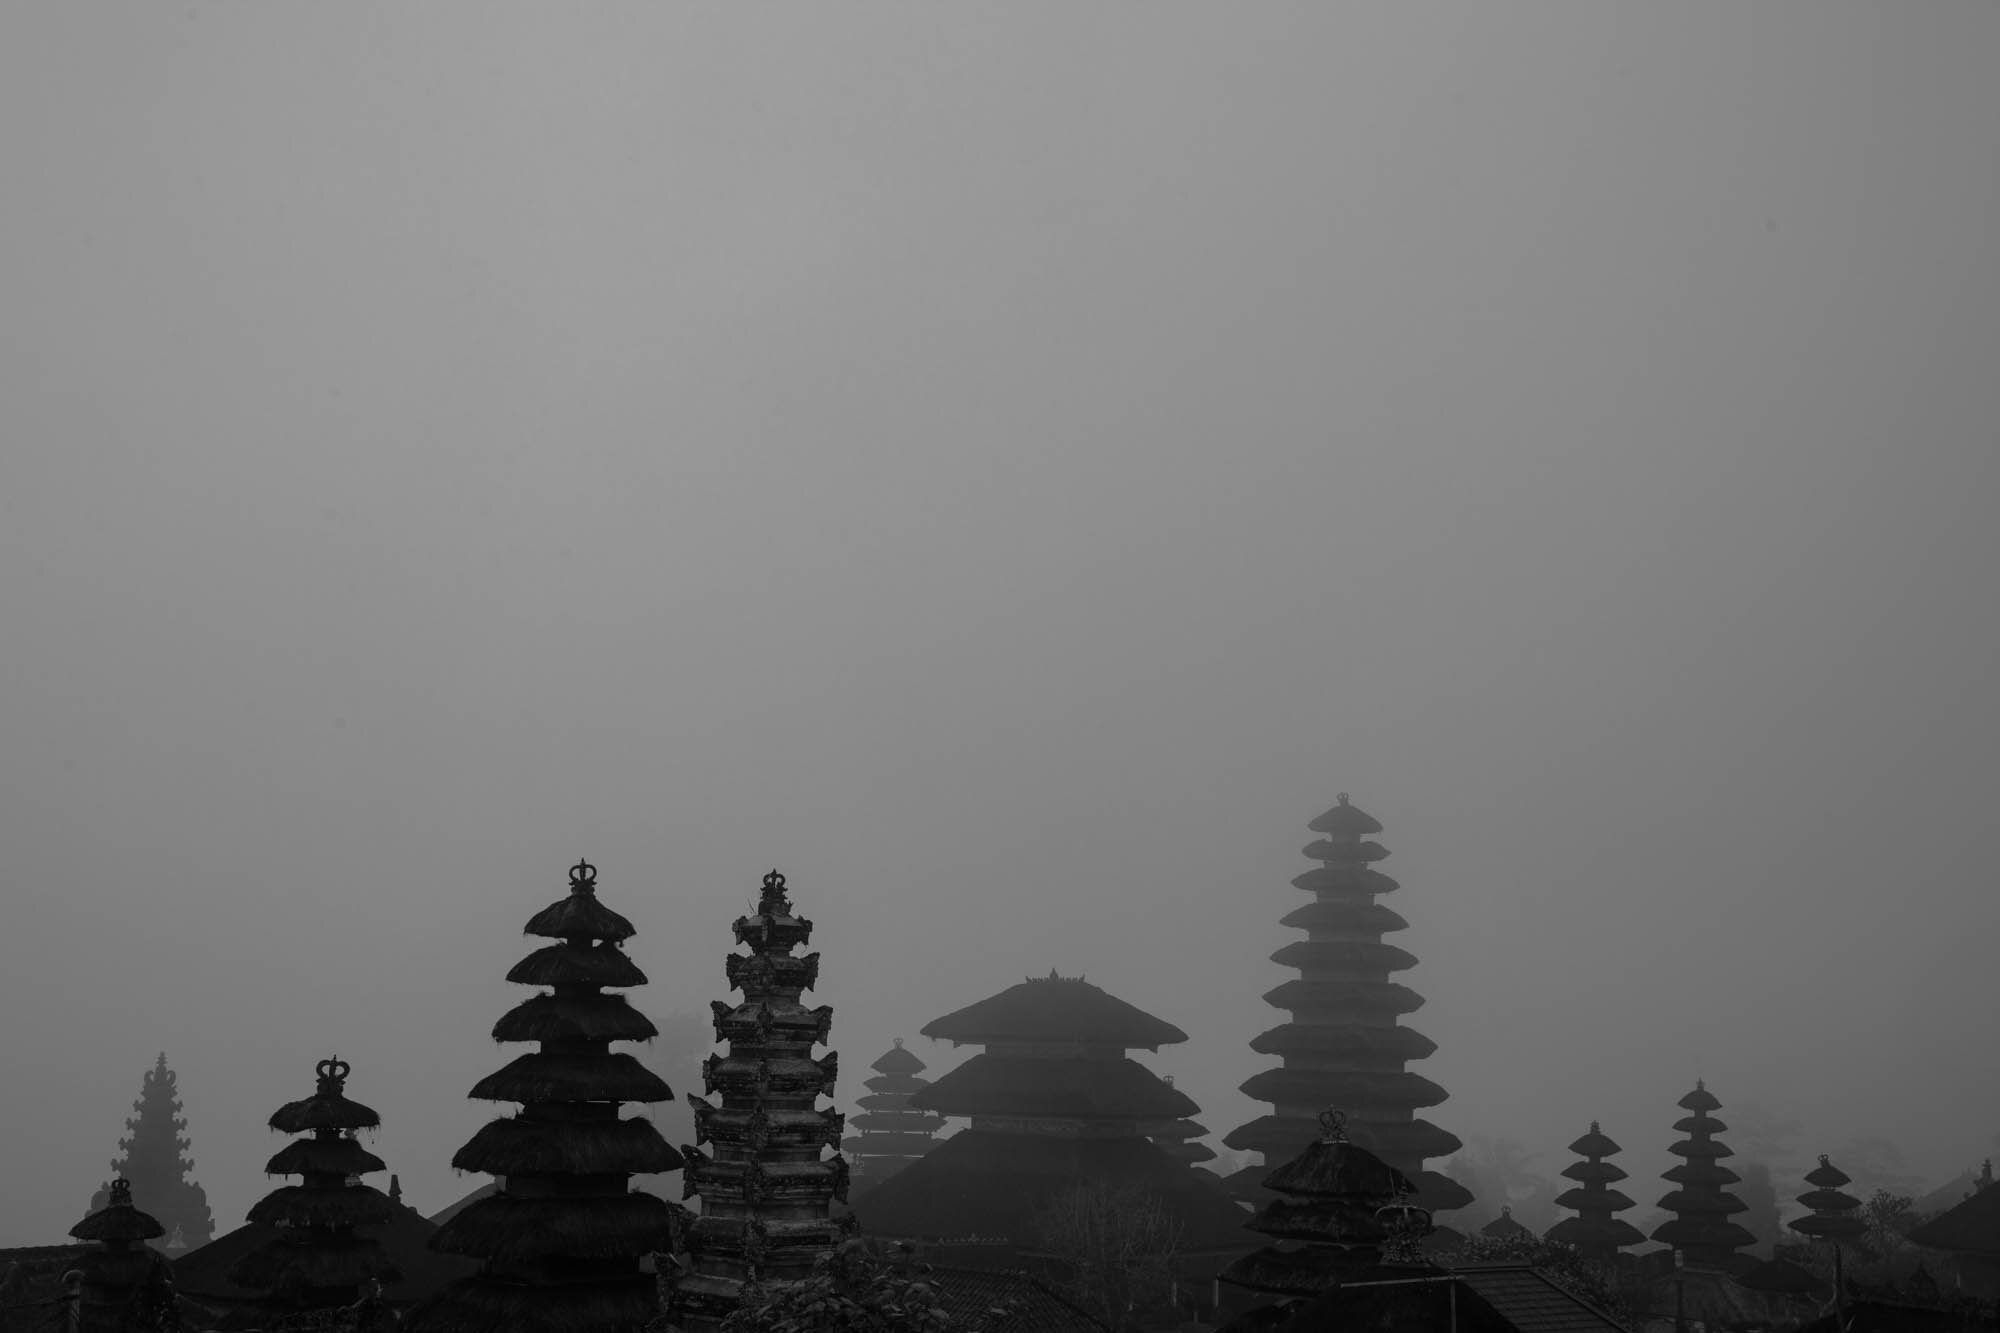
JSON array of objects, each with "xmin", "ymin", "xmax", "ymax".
[
  {"xmin": 1561, "ymin": 1160, "xmax": 1627, "ymax": 1185},
  {"xmin": 1544, "ymin": 1215, "xmax": 1646, "ymax": 1250},
  {"xmin": 522, "ymin": 862, "xmax": 636, "ymax": 943},
  {"xmin": 1277, "ymin": 898, "xmax": 1410, "ymax": 935},
  {"xmin": 853, "ymin": 1129, "xmax": 1251, "ymax": 1250},
  {"xmin": 451, "ymin": 1114, "xmax": 683, "ymax": 1177},
  {"xmin": 467, "ymin": 1051, "xmax": 673, "ymax": 1105},
  {"xmin": 245, "ymin": 1184, "xmax": 395, "ymax": 1230},
  {"xmin": 429, "ymin": 1190, "xmax": 677, "ymax": 1265},
  {"xmin": 1259, "ymin": 977, "xmax": 1425, "ymax": 1017},
  {"xmin": 70, "ymin": 1181, "xmax": 165, "ymax": 1244},
  {"xmin": 1678, "ymin": 1081, "xmax": 1723, "ymax": 1113},
  {"xmin": 913, "ymin": 1053, "xmax": 1197, "ymax": 1121},
  {"xmin": 403, "ymin": 1272, "xmax": 659, "ymax": 1333},
  {"xmin": 1262, "ymin": 1133, "xmax": 1411, "ymax": 1201},
  {"xmin": 505, "ymin": 942, "xmax": 648, "ymax": 989},
  {"xmin": 1307, "ymin": 794, "xmax": 1384, "ymax": 837},
  {"xmin": 1247, "ymin": 1021, "xmax": 1437, "ymax": 1063},
  {"xmin": 1289, "ymin": 864, "xmax": 1399, "ymax": 896},
  {"xmin": 1268, "ymin": 938, "xmax": 1420, "ymax": 974},
  {"xmin": 176, "ymin": 1200, "xmax": 473, "ymax": 1306},
  {"xmin": 1909, "ymin": 1182, "xmax": 2000, "ymax": 1256},
  {"xmin": 491, "ymin": 992, "xmax": 659, "ymax": 1044},
  {"xmin": 921, "ymin": 974, "xmax": 1187, "ymax": 1050},
  {"xmin": 225, "ymin": 1234, "xmax": 403, "ymax": 1292},
  {"xmin": 871, "ymin": 1041, "xmax": 927, "ymax": 1075},
  {"xmin": 265, "ymin": 1135, "xmax": 387, "ymax": 1179},
  {"xmin": 1225, "ymin": 1111, "xmax": 1463, "ymax": 1166},
  {"xmin": 1239, "ymin": 1065, "xmax": 1448, "ymax": 1112},
  {"xmin": 269, "ymin": 1092, "xmax": 381, "ymax": 1135},
  {"xmin": 1568, "ymin": 1123, "xmax": 1621, "ymax": 1159}
]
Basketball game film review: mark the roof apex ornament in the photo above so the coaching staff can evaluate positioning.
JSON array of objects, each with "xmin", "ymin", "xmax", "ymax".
[
  {"xmin": 109, "ymin": 1177, "xmax": 134, "ymax": 1208},
  {"xmin": 569, "ymin": 858, "xmax": 597, "ymax": 892},
  {"xmin": 315, "ymin": 1056, "xmax": 351, "ymax": 1094},
  {"xmin": 1337, "ymin": 792, "xmax": 1350, "ymax": 805},
  {"xmin": 1318, "ymin": 1108, "xmax": 1349, "ymax": 1144}
]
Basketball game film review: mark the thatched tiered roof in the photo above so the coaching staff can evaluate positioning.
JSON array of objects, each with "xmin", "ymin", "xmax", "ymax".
[
  {"xmin": 69, "ymin": 1178, "xmax": 178, "ymax": 1326},
  {"xmin": 665, "ymin": 869, "xmax": 848, "ymax": 1331},
  {"xmin": 1545, "ymin": 1121, "xmax": 1645, "ymax": 1261},
  {"xmin": 1652, "ymin": 1082, "xmax": 1755, "ymax": 1265},
  {"xmin": 842, "ymin": 1040, "xmax": 946, "ymax": 1188},
  {"xmin": 407, "ymin": 859, "xmax": 679, "ymax": 1333},
  {"xmin": 1224, "ymin": 795, "xmax": 1471, "ymax": 1213}
]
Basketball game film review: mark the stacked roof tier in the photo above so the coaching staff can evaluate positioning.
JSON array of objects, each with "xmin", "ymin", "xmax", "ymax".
[
  {"xmin": 1788, "ymin": 1155, "xmax": 1866, "ymax": 1245},
  {"xmin": 1144, "ymin": 1080, "xmax": 1217, "ymax": 1168},
  {"xmin": 1480, "ymin": 1206, "xmax": 1533, "ymax": 1240},
  {"xmin": 91, "ymin": 1053, "xmax": 214, "ymax": 1251},
  {"xmin": 1545, "ymin": 1122, "xmax": 1645, "ymax": 1261},
  {"xmin": 855, "ymin": 972, "xmax": 1250, "ymax": 1254},
  {"xmin": 409, "ymin": 860, "xmax": 680, "ymax": 1333},
  {"xmin": 229, "ymin": 1057, "xmax": 401, "ymax": 1310},
  {"xmin": 666, "ymin": 870, "xmax": 848, "ymax": 1332},
  {"xmin": 1224, "ymin": 795, "xmax": 1471, "ymax": 1212},
  {"xmin": 841, "ymin": 1040, "xmax": 944, "ymax": 1190},
  {"xmin": 1650, "ymin": 1082, "xmax": 1755, "ymax": 1266},
  {"xmin": 1219, "ymin": 1109, "xmax": 1437, "ymax": 1305},
  {"xmin": 70, "ymin": 1177, "xmax": 175, "ymax": 1327}
]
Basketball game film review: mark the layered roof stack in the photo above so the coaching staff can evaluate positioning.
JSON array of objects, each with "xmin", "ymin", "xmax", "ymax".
[
  {"xmin": 841, "ymin": 1040, "xmax": 944, "ymax": 1191},
  {"xmin": 410, "ymin": 859, "xmax": 681, "ymax": 1333},
  {"xmin": 1545, "ymin": 1122, "xmax": 1645, "ymax": 1262},
  {"xmin": 69, "ymin": 1177, "xmax": 175, "ymax": 1329},
  {"xmin": 855, "ymin": 972, "xmax": 1248, "ymax": 1252},
  {"xmin": 1144, "ymin": 1077, "xmax": 1217, "ymax": 1170},
  {"xmin": 229, "ymin": 1056, "xmax": 401, "ymax": 1311},
  {"xmin": 1480, "ymin": 1206, "xmax": 1533, "ymax": 1241},
  {"xmin": 1788, "ymin": 1155, "xmax": 1866, "ymax": 1249},
  {"xmin": 666, "ymin": 869, "xmax": 847, "ymax": 1331},
  {"xmin": 1652, "ymin": 1082, "xmax": 1755, "ymax": 1267},
  {"xmin": 1218, "ymin": 1109, "xmax": 1433, "ymax": 1306},
  {"xmin": 91, "ymin": 1053, "xmax": 214, "ymax": 1251},
  {"xmin": 1225, "ymin": 795, "xmax": 1470, "ymax": 1211}
]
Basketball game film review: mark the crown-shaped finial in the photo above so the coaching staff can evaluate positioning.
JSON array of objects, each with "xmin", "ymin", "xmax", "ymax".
[
  {"xmin": 763, "ymin": 869, "xmax": 786, "ymax": 892},
  {"xmin": 1337, "ymin": 792, "xmax": 1350, "ymax": 805},
  {"xmin": 892, "ymin": 1037, "xmax": 904, "ymax": 1049},
  {"xmin": 108, "ymin": 1178, "xmax": 133, "ymax": 1208},
  {"xmin": 316, "ymin": 1056, "xmax": 351, "ymax": 1093},
  {"xmin": 569, "ymin": 858, "xmax": 597, "ymax": 892},
  {"xmin": 1819, "ymin": 1153, "xmax": 1832, "ymax": 1169},
  {"xmin": 1318, "ymin": 1108, "xmax": 1349, "ymax": 1143}
]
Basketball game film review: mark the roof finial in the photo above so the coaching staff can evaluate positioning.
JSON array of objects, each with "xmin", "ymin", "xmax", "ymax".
[
  {"xmin": 316, "ymin": 1056, "xmax": 351, "ymax": 1094},
  {"xmin": 108, "ymin": 1178, "xmax": 133, "ymax": 1209},
  {"xmin": 764, "ymin": 868, "xmax": 786, "ymax": 893},
  {"xmin": 1590, "ymin": 1120, "xmax": 1601, "ymax": 1134},
  {"xmin": 892, "ymin": 1037, "xmax": 904, "ymax": 1049},
  {"xmin": 569, "ymin": 858, "xmax": 597, "ymax": 892},
  {"xmin": 1318, "ymin": 1108, "xmax": 1349, "ymax": 1143},
  {"xmin": 1337, "ymin": 792, "xmax": 1350, "ymax": 805}
]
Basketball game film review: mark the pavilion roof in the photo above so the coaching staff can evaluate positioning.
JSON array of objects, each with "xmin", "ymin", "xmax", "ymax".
[
  {"xmin": 921, "ymin": 973, "xmax": 1187, "ymax": 1050},
  {"xmin": 1908, "ymin": 1181, "xmax": 2000, "ymax": 1256}
]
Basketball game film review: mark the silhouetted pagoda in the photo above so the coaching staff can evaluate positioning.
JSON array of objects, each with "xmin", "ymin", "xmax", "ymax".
[
  {"xmin": 1652, "ymin": 1082, "xmax": 1754, "ymax": 1267},
  {"xmin": 855, "ymin": 972, "xmax": 1249, "ymax": 1260},
  {"xmin": 1545, "ymin": 1122, "xmax": 1644, "ymax": 1262},
  {"xmin": 70, "ymin": 1177, "xmax": 175, "ymax": 1329},
  {"xmin": 409, "ymin": 858, "xmax": 681, "ymax": 1333},
  {"xmin": 1219, "ymin": 1109, "xmax": 1436, "ymax": 1312},
  {"xmin": 91, "ymin": 1053, "xmax": 214, "ymax": 1252},
  {"xmin": 228, "ymin": 1056, "xmax": 401, "ymax": 1314},
  {"xmin": 1481, "ymin": 1206, "xmax": 1533, "ymax": 1241},
  {"xmin": 1225, "ymin": 795, "xmax": 1471, "ymax": 1212},
  {"xmin": 1146, "ymin": 1078, "xmax": 1217, "ymax": 1170},
  {"xmin": 841, "ymin": 1039, "xmax": 944, "ymax": 1192},
  {"xmin": 666, "ymin": 869, "xmax": 846, "ymax": 1332}
]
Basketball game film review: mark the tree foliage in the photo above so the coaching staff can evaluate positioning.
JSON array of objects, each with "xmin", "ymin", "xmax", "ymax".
[
  {"xmin": 1029, "ymin": 1181, "xmax": 1184, "ymax": 1332},
  {"xmin": 717, "ymin": 1240, "xmax": 976, "ymax": 1333}
]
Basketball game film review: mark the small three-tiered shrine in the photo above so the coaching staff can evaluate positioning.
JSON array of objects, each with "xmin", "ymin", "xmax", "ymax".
[{"xmin": 1545, "ymin": 1122, "xmax": 1645, "ymax": 1262}]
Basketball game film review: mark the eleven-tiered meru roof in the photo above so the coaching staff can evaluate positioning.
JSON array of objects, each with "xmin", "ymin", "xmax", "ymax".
[
  {"xmin": 666, "ymin": 870, "xmax": 848, "ymax": 1332},
  {"xmin": 1545, "ymin": 1122, "xmax": 1645, "ymax": 1261},
  {"xmin": 1651, "ymin": 1082, "xmax": 1754, "ymax": 1266},
  {"xmin": 230, "ymin": 1057, "xmax": 400, "ymax": 1307},
  {"xmin": 409, "ymin": 860, "xmax": 680, "ymax": 1333},
  {"xmin": 1226, "ymin": 795, "xmax": 1471, "ymax": 1212}
]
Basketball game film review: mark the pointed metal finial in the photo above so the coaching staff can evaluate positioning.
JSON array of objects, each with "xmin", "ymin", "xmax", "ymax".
[
  {"xmin": 1318, "ymin": 1108, "xmax": 1349, "ymax": 1143},
  {"xmin": 569, "ymin": 858, "xmax": 597, "ymax": 891}
]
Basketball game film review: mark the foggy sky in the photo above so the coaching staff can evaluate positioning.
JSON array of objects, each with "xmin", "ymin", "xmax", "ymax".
[{"xmin": 3, "ymin": 3, "xmax": 1997, "ymax": 1245}]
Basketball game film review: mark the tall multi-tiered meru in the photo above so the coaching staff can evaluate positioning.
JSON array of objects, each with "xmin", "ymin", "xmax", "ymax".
[
  {"xmin": 1652, "ymin": 1082, "xmax": 1754, "ymax": 1267},
  {"xmin": 91, "ymin": 1053, "xmax": 215, "ymax": 1251},
  {"xmin": 1226, "ymin": 795, "xmax": 1471, "ymax": 1212},
  {"xmin": 841, "ymin": 1040, "xmax": 943, "ymax": 1192},
  {"xmin": 230, "ymin": 1056, "xmax": 401, "ymax": 1312},
  {"xmin": 1545, "ymin": 1122, "xmax": 1644, "ymax": 1263},
  {"xmin": 666, "ymin": 869, "xmax": 846, "ymax": 1332},
  {"xmin": 411, "ymin": 859, "xmax": 681, "ymax": 1333}
]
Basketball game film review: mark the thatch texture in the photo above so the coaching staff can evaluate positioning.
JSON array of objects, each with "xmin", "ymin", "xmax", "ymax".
[
  {"xmin": 523, "ymin": 892, "xmax": 636, "ymax": 944},
  {"xmin": 1225, "ymin": 1111, "xmax": 1461, "ymax": 1164},
  {"xmin": 468, "ymin": 1052, "xmax": 672, "ymax": 1105},
  {"xmin": 505, "ymin": 943, "xmax": 647, "ymax": 989},
  {"xmin": 1263, "ymin": 1137, "xmax": 1410, "ymax": 1200},
  {"xmin": 913, "ymin": 1053, "xmax": 1196, "ymax": 1121},
  {"xmin": 269, "ymin": 1090, "xmax": 383, "ymax": 1135},
  {"xmin": 265, "ymin": 1136, "xmax": 387, "ymax": 1178},
  {"xmin": 405, "ymin": 1273, "xmax": 659, "ymax": 1333},
  {"xmin": 430, "ymin": 1190, "xmax": 676, "ymax": 1264},
  {"xmin": 1247, "ymin": 1021, "xmax": 1437, "ymax": 1062},
  {"xmin": 226, "ymin": 1235, "xmax": 403, "ymax": 1290},
  {"xmin": 491, "ymin": 993, "xmax": 659, "ymax": 1044},
  {"xmin": 71, "ymin": 1202, "xmax": 165, "ymax": 1244},
  {"xmin": 451, "ymin": 1115, "xmax": 683, "ymax": 1177},
  {"xmin": 1259, "ymin": 977, "xmax": 1424, "ymax": 1016},
  {"xmin": 1238, "ymin": 1067, "xmax": 1447, "ymax": 1112},
  {"xmin": 245, "ymin": 1184, "xmax": 395, "ymax": 1229},
  {"xmin": 921, "ymin": 974, "xmax": 1187, "ymax": 1050}
]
